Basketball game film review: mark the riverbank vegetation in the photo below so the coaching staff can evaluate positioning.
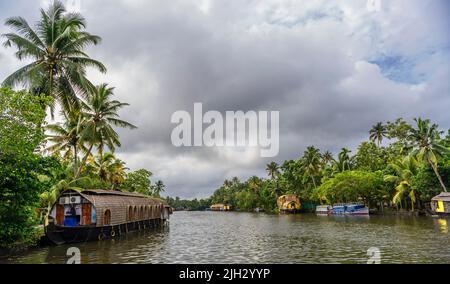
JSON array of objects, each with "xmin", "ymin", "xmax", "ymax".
[
  {"xmin": 207, "ymin": 118, "xmax": 449, "ymax": 213},
  {"xmin": 0, "ymin": 1, "xmax": 164, "ymax": 249}
]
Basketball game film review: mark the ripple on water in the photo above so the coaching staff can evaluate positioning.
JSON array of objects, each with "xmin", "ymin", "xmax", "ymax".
[{"xmin": 2, "ymin": 212, "xmax": 450, "ymax": 264}]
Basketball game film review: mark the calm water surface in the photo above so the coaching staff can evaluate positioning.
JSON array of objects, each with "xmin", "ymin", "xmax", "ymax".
[{"xmin": 2, "ymin": 212, "xmax": 450, "ymax": 264}]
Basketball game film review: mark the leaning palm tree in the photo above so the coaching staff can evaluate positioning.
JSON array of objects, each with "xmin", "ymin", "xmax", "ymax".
[
  {"xmin": 76, "ymin": 83, "xmax": 136, "ymax": 177},
  {"xmin": 2, "ymin": 0, "xmax": 106, "ymax": 113},
  {"xmin": 370, "ymin": 122, "xmax": 388, "ymax": 147},
  {"xmin": 302, "ymin": 146, "xmax": 322, "ymax": 188},
  {"xmin": 384, "ymin": 155, "xmax": 419, "ymax": 211},
  {"xmin": 266, "ymin": 162, "xmax": 280, "ymax": 180},
  {"xmin": 409, "ymin": 118, "xmax": 449, "ymax": 192}
]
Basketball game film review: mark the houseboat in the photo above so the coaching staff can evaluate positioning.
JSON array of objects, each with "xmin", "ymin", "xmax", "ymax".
[
  {"xmin": 210, "ymin": 204, "xmax": 232, "ymax": 211},
  {"xmin": 431, "ymin": 192, "xmax": 450, "ymax": 215},
  {"xmin": 277, "ymin": 194, "xmax": 301, "ymax": 213},
  {"xmin": 45, "ymin": 189, "xmax": 172, "ymax": 244}
]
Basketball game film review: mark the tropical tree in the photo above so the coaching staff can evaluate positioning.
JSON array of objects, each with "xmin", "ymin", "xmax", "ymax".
[
  {"xmin": 1, "ymin": 0, "xmax": 106, "ymax": 113},
  {"xmin": 409, "ymin": 118, "xmax": 449, "ymax": 192},
  {"xmin": 302, "ymin": 146, "xmax": 322, "ymax": 188},
  {"xmin": 76, "ymin": 83, "xmax": 136, "ymax": 176},
  {"xmin": 266, "ymin": 162, "xmax": 280, "ymax": 180},
  {"xmin": 333, "ymin": 148, "xmax": 353, "ymax": 173},
  {"xmin": 370, "ymin": 122, "xmax": 388, "ymax": 147},
  {"xmin": 247, "ymin": 176, "xmax": 262, "ymax": 194},
  {"xmin": 90, "ymin": 152, "xmax": 127, "ymax": 189},
  {"xmin": 45, "ymin": 110, "xmax": 86, "ymax": 174},
  {"xmin": 384, "ymin": 155, "xmax": 419, "ymax": 210},
  {"xmin": 322, "ymin": 150, "xmax": 334, "ymax": 166},
  {"xmin": 152, "ymin": 180, "xmax": 166, "ymax": 198}
]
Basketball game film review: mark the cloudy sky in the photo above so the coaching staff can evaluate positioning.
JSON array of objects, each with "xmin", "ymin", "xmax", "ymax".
[{"xmin": 0, "ymin": 0, "xmax": 449, "ymax": 198}]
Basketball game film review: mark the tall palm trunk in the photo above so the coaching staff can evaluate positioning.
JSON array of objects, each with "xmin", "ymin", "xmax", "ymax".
[
  {"xmin": 75, "ymin": 143, "xmax": 94, "ymax": 178},
  {"xmin": 73, "ymin": 144, "xmax": 78, "ymax": 177},
  {"xmin": 430, "ymin": 159, "xmax": 447, "ymax": 192}
]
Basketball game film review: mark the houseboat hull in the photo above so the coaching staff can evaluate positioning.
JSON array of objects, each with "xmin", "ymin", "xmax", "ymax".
[
  {"xmin": 45, "ymin": 189, "xmax": 172, "ymax": 245},
  {"xmin": 46, "ymin": 218, "xmax": 166, "ymax": 245}
]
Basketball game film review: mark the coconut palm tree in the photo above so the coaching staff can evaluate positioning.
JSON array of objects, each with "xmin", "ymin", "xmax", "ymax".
[
  {"xmin": 322, "ymin": 150, "xmax": 334, "ymax": 165},
  {"xmin": 302, "ymin": 146, "xmax": 322, "ymax": 188},
  {"xmin": 76, "ymin": 83, "xmax": 136, "ymax": 177},
  {"xmin": 248, "ymin": 176, "xmax": 262, "ymax": 194},
  {"xmin": 333, "ymin": 148, "xmax": 354, "ymax": 173},
  {"xmin": 2, "ymin": 0, "xmax": 106, "ymax": 113},
  {"xmin": 266, "ymin": 162, "xmax": 280, "ymax": 180},
  {"xmin": 90, "ymin": 152, "xmax": 127, "ymax": 189},
  {"xmin": 409, "ymin": 118, "xmax": 449, "ymax": 192},
  {"xmin": 370, "ymin": 122, "xmax": 388, "ymax": 147},
  {"xmin": 45, "ymin": 110, "xmax": 87, "ymax": 174},
  {"xmin": 152, "ymin": 180, "xmax": 166, "ymax": 198},
  {"xmin": 384, "ymin": 155, "xmax": 419, "ymax": 211}
]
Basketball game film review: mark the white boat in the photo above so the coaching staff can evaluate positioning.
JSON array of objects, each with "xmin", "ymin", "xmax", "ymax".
[{"xmin": 316, "ymin": 205, "xmax": 332, "ymax": 215}]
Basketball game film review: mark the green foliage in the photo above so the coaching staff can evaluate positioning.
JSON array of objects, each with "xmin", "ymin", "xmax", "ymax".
[
  {"xmin": 313, "ymin": 171, "xmax": 385, "ymax": 206},
  {"xmin": 413, "ymin": 162, "xmax": 450, "ymax": 202},
  {"xmin": 166, "ymin": 196, "xmax": 211, "ymax": 211},
  {"xmin": 0, "ymin": 88, "xmax": 48, "ymax": 155},
  {"xmin": 355, "ymin": 142, "xmax": 386, "ymax": 171},
  {"xmin": 122, "ymin": 169, "xmax": 152, "ymax": 195},
  {"xmin": 0, "ymin": 154, "xmax": 58, "ymax": 248}
]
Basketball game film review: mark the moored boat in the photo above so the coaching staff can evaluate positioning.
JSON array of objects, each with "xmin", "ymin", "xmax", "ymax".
[
  {"xmin": 45, "ymin": 189, "xmax": 172, "ymax": 244},
  {"xmin": 332, "ymin": 203, "xmax": 369, "ymax": 215},
  {"xmin": 315, "ymin": 205, "xmax": 332, "ymax": 215},
  {"xmin": 210, "ymin": 204, "xmax": 232, "ymax": 211},
  {"xmin": 277, "ymin": 194, "xmax": 301, "ymax": 214}
]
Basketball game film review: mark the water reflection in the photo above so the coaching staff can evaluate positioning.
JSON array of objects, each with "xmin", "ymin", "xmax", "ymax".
[{"xmin": 2, "ymin": 212, "xmax": 450, "ymax": 264}]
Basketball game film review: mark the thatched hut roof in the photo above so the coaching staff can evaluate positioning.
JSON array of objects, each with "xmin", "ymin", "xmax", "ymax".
[{"xmin": 431, "ymin": 192, "xmax": 450, "ymax": 202}]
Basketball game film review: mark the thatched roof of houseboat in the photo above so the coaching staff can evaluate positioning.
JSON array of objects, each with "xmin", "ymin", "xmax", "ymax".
[{"xmin": 431, "ymin": 192, "xmax": 450, "ymax": 202}]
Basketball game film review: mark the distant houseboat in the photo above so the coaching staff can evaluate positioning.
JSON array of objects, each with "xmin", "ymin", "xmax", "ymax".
[
  {"xmin": 431, "ymin": 192, "xmax": 450, "ymax": 215},
  {"xmin": 210, "ymin": 204, "xmax": 232, "ymax": 211},
  {"xmin": 316, "ymin": 203, "xmax": 369, "ymax": 215},
  {"xmin": 45, "ymin": 189, "xmax": 172, "ymax": 245},
  {"xmin": 277, "ymin": 194, "xmax": 301, "ymax": 213}
]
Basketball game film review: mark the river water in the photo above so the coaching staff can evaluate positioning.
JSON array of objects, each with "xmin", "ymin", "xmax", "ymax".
[{"xmin": 2, "ymin": 211, "xmax": 450, "ymax": 264}]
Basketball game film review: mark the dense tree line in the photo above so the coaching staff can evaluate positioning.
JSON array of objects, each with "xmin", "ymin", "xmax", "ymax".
[{"xmin": 209, "ymin": 118, "xmax": 450, "ymax": 213}]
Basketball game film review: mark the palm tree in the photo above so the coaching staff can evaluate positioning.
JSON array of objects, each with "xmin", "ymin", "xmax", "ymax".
[
  {"xmin": 2, "ymin": 0, "xmax": 106, "ymax": 113},
  {"xmin": 76, "ymin": 83, "xmax": 136, "ymax": 176},
  {"xmin": 333, "ymin": 148, "xmax": 353, "ymax": 172},
  {"xmin": 322, "ymin": 150, "xmax": 334, "ymax": 165},
  {"xmin": 152, "ymin": 180, "xmax": 165, "ymax": 198},
  {"xmin": 223, "ymin": 179, "xmax": 233, "ymax": 189},
  {"xmin": 384, "ymin": 155, "xmax": 419, "ymax": 211},
  {"xmin": 302, "ymin": 146, "xmax": 322, "ymax": 188},
  {"xmin": 409, "ymin": 118, "xmax": 449, "ymax": 192},
  {"xmin": 266, "ymin": 162, "xmax": 280, "ymax": 180},
  {"xmin": 91, "ymin": 152, "xmax": 127, "ymax": 189},
  {"xmin": 45, "ymin": 110, "xmax": 86, "ymax": 174},
  {"xmin": 370, "ymin": 122, "xmax": 388, "ymax": 147},
  {"xmin": 248, "ymin": 176, "xmax": 262, "ymax": 194}
]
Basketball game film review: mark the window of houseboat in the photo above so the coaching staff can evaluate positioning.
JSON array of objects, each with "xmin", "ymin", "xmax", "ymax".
[
  {"xmin": 128, "ymin": 206, "xmax": 133, "ymax": 221},
  {"xmin": 104, "ymin": 209, "xmax": 111, "ymax": 225}
]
